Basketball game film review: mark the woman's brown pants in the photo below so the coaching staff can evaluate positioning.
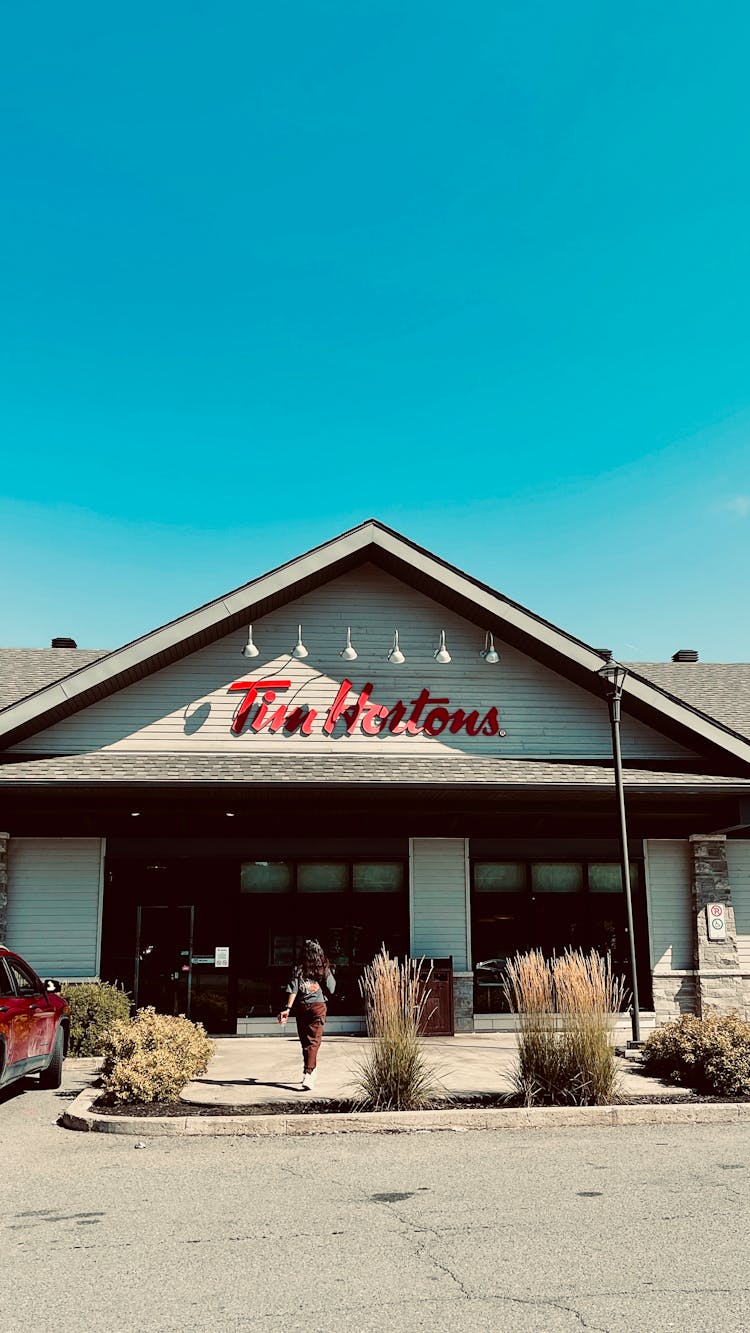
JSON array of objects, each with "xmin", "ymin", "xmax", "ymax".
[{"xmin": 295, "ymin": 1003, "xmax": 327, "ymax": 1072}]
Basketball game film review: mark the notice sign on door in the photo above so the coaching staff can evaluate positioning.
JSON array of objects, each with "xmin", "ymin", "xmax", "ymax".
[
  {"xmin": 707, "ymin": 904, "xmax": 727, "ymax": 941},
  {"xmin": 215, "ymin": 946, "xmax": 230, "ymax": 968}
]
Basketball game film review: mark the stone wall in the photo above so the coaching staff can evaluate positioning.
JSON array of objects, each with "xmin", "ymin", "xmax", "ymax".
[
  {"xmin": 690, "ymin": 834, "xmax": 745, "ymax": 1017},
  {"xmin": 453, "ymin": 973, "xmax": 474, "ymax": 1033},
  {"xmin": 0, "ymin": 833, "xmax": 8, "ymax": 940},
  {"xmin": 651, "ymin": 972, "xmax": 699, "ymax": 1024}
]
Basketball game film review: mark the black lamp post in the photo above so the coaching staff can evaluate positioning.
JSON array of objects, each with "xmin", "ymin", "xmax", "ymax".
[{"xmin": 598, "ymin": 660, "xmax": 641, "ymax": 1044}]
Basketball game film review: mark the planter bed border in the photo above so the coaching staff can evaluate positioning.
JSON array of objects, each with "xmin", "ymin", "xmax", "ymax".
[{"xmin": 61, "ymin": 1086, "xmax": 750, "ymax": 1137}]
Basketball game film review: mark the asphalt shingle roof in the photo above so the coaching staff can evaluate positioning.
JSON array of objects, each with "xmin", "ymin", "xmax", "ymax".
[
  {"xmin": 0, "ymin": 649, "xmax": 108, "ymax": 711},
  {"xmin": 1, "ymin": 752, "xmax": 747, "ymax": 789},
  {"xmin": 628, "ymin": 663, "xmax": 750, "ymax": 738}
]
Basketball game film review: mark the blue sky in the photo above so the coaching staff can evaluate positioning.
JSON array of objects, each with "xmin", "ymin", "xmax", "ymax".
[{"xmin": 2, "ymin": 3, "xmax": 749, "ymax": 659}]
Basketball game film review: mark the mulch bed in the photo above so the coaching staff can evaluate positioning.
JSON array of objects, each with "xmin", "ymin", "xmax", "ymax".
[{"xmin": 91, "ymin": 1090, "xmax": 748, "ymax": 1118}]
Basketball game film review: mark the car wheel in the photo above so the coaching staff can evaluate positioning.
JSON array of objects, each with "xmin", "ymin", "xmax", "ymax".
[{"xmin": 38, "ymin": 1028, "xmax": 64, "ymax": 1090}]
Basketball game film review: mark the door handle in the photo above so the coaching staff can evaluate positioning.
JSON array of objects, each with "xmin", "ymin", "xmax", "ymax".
[{"xmin": 0, "ymin": 1005, "xmax": 8, "ymax": 1013}]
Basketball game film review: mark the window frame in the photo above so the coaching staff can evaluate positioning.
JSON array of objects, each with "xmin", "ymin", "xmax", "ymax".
[
  {"xmin": 471, "ymin": 859, "xmax": 641, "ymax": 899},
  {"xmin": 5, "ymin": 955, "xmax": 43, "ymax": 998},
  {"xmin": 240, "ymin": 857, "xmax": 408, "ymax": 898}
]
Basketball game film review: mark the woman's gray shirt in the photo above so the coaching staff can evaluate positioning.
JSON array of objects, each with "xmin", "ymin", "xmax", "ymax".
[{"xmin": 286, "ymin": 971, "xmax": 336, "ymax": 1008}]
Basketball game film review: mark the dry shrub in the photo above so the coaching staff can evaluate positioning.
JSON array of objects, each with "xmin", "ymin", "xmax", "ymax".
[
  {"xmin": 504, "ymin": 949, "xmax": 625, "ymax": 1106},
  {"xmin": 100, "ymin": 1007, "xmax": 214, "ymax": 1104},
  {"xmin": 643, "ymin": 1012, "xmax": 750, "ymax": 1097},
  {"xmin": 61, "ymin": 980, "xmax": 131, "ymax": 1056},
  {"xmin": 353, "ymin": 947, "xmax": 446, "ymax": 1111}
]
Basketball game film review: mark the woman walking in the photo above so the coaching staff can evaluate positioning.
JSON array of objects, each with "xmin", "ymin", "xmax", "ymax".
[{"xmin": 278, "ymin": 939, "xmax": 335, "ymax": 1090}]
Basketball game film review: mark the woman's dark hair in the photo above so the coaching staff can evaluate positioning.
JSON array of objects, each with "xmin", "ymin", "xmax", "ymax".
[{"xmin": 295, "ymin": 938, "xmax": 329, "ymax": 982}]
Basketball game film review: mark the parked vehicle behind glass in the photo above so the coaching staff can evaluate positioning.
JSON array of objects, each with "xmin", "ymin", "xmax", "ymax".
[{"xmin": 0, "ymin": 945, "xmax": 69, "ymax": 1092}]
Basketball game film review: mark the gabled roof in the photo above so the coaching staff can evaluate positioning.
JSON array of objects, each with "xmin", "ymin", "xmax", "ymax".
[
  {"xmin": 627, "ymin": 663, "xmax": 750, "ymax": 737},
  {"xmin": 1, "ymin": 518, "xmax": 750, "ymax": 769},
  {"xmin": 0, "ymin": 649, "xmax": 108, "ymax": 711}
]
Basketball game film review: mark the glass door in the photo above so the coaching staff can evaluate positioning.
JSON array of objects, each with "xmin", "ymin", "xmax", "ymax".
[{"xmin": 134, "ymin": 905, "xmax": 194, "ymax": 1017}]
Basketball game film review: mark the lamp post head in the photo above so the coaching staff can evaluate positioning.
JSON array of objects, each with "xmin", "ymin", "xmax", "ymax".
[{"xmin": 597, "ymin": 659, "xmax": 628, "ymax": 697}]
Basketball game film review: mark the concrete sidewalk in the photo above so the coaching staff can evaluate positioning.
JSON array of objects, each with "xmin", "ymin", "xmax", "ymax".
[{"xmin": 181, "ymin": 1033, "xmax": 688, "ymax": 1105}]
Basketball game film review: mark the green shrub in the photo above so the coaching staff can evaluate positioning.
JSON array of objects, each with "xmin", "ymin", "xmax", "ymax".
[
  {"xmin": 353, "ymin": 947, "xmax": 445, "ymax": 1111},
  {"xmin": 504, "ymin": 949, "xmax": 625, "ymax": 1106},
  {"xmin": 643, "ymin": 1013, "xmax": 750, "ymax": 1097},
  {"xmin": 641, "ymin": 1013, "xmax": 703, "ymax": 1083},
  {"xmin": 100, "ymin": 1007, "xmax": 214, "ymax": 1104},
  {"xmin": 60, "ymin": 980, "xmax": 132, "ymax": 1056}
]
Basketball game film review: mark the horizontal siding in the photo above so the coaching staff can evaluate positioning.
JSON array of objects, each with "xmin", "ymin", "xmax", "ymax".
[
  {"xmin": 6, "ymin": 838, "xmax": 103, "ymax": 977},
  {"xmin": 411, "ymin": 838, "xmax": 469, "ymax": 970},
  {"xmin": 645, "ymin": 839, "xmax": 693, "ymax": 972},
  {"xmin": 14, "ymin": 565, "xmax": 693, "ymax": 761},
  {"xmin": 727, "ymin": 842, "xmax": 750, "ymax": 973}
]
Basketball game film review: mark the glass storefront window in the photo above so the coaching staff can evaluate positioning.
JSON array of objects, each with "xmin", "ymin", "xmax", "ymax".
[
  {"xmin": 474, "ymin": 862, "xmax": 525, "ymax": 892},
  {"xmin": 531, "ymin": 863, "xmax": 583, "ymax": 894},
  {"xmin": 238, "ymin": 858, "xmax": 408, "ymax": 1016},
  {"xmin": 297, "ymin": 862, "xmax": 348, "ymax": 893},
  {"xmin": 240, "ymin": 862, "xmax": 292, "ymax": 894},
  {"xmin": 471, "ymin": 856, "xmax": 648, "ymax": 1015},
  {"xmin": 270, "ymin": 935, "xmax": 298, "ymax": 967},
  {"xmin": 589, "ymin": 862, "xmax": 640, "ymax": 893},
  {"xmin": 102, "ymin": 854, "xmax": 409, "ymax": 1028},
  {"xmin": 353, "ymin": 862, "xmax": 404, "ymax": 893}
]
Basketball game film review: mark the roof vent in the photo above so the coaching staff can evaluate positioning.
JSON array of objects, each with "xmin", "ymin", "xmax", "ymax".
[
  {"xmin": 51, "ymin": 637, "xmax": 77, "ymax": 649},
  {"xmin": 671, "ymin": 648, "xmax": 698, "ymax": 663}
]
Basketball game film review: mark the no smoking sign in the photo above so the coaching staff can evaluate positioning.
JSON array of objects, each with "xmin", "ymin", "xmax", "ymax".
[{"xmin": 707, "ymin": 903, "xmax": 727, "ymax": 941}]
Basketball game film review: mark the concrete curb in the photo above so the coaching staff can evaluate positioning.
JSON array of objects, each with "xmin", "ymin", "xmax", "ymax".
[{"xmin": 60, "ymin": 1086, "xmax": 750, "ymax": 1137}]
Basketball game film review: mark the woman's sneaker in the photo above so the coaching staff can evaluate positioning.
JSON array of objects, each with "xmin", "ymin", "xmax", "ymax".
[{"xmin": 301, "ymin": 1069, "xmax": 317, "ymax": 1090}]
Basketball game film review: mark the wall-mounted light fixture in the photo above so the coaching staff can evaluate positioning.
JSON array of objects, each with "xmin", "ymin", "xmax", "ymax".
[
  {"xmin": 387, "ymin": 630, "xmax": 405, "ymax": 665},
  {"xmin": 292, "ymin": 625, "xmax": 308, "ymax": 659},
  {"xmin": 340, "ymin": 627, "xmax": 358, "ymax": 661},
  {"xmin": 480, "ymin": 631, "xmax": 500, "ymax": 664},
  {"xmin": 434, "ymin": 629, "xmax": 452, "ymax": 664},
  {"xmin": 241, "ymin": 626, "xmax": 260, "ymax": 658}
]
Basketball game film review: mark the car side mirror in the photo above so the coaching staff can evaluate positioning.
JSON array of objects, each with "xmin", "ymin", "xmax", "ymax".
[{"xmin": 44, "ymin": 979, "xmax": 61, "ymax": 993}]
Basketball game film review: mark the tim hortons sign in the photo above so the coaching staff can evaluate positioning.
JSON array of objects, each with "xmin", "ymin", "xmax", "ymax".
[{"xmin": 228, "ymin": 678, "xmax": 506, "ymax": 739}]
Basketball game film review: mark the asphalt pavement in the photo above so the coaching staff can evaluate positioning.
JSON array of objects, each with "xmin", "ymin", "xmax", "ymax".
[{"xmin": 2, "ymin": 1058, "xmax": 749, "ymax": 1332}]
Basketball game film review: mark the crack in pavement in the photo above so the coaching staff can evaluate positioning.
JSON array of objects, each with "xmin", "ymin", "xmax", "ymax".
[
  {"xmin": 251, "ymin": 1282, "xmax": 750, "ymax": 1331},
  {"xmin": 249, "ymin": 1290, "xmax": 608, "ymax": 1329}
]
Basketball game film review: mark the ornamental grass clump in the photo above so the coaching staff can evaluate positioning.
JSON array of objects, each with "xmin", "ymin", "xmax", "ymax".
[
  {"xmin": 643, "ymin": 1012, "xmax": 750, "ymax": 1097},
  {"xmin": 61, "ymin": 980, "xmax": 131, "ymax": 1056},
  {"xmin": 353, "ymin": 947, "xmax": 446, "ymax": 1111},
  {"xmin": 100, "ymin": 1007, "xmax": 214, "ymax": 1105},
  {"xmin": 504, "ymin": 949, "xmax": 625, "ymax": 1106}
]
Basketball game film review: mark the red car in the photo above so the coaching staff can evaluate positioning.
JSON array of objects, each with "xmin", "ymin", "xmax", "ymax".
[{"xmin": 0, "ymin": 945, "xmax": 69, "ymax": 1092}]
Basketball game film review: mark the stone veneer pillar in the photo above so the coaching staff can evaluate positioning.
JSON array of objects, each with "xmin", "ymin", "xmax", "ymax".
[
  {"xmin": 453, "ymin": 973, "xmax": 474, "ymax": 1033},
  {"xmin": 0, "ymin": 833, "xmax": 8, "ymax": 941},
  {"xmin": 690, "ymin": 834, "xmax": 744, "ymax": 1016}
]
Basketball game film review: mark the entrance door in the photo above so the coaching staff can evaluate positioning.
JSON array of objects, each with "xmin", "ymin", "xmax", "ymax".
[{"xmin": 135, "ymin": 905, "xmax": 194, "ymax": 1017}]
